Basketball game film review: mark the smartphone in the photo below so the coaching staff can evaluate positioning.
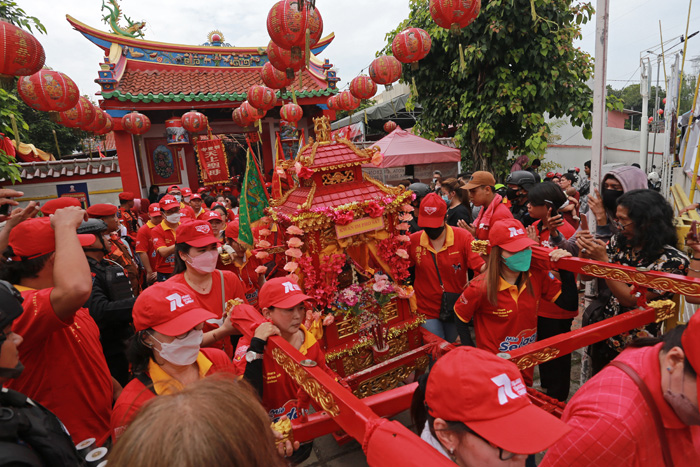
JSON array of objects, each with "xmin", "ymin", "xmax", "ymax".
[
  {"xmin": 0, "ymin": 201, "xmax": 12, "ymax": 217},
  {"xmin": 689, "ymin": 220, "xmax": 699, "ymax": 242},
  {"xmin": 580, "ymin": 214, "xmax": 589, "ymax": 232}
]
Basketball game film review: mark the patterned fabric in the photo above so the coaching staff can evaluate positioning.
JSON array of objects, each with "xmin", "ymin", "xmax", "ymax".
[{"xmin": 602, "ymin": 234, "xmax": 688, "ymax": 352}]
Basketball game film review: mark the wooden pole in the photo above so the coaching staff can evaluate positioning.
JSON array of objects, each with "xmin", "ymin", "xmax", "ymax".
[
  {"xmin": 681, "ymin": 73, "xmax": 700, "ymax": 166},
  {"xmin": 589, "ymin": 0, "xmax": 610, "ymax": 191},
  {"xmin": 659, "ymin": 21, "xmax": 668, "ymax": 92},
  {"xmin": 678, "ymin": 0, "xmax": 694, "ymax": 110}
]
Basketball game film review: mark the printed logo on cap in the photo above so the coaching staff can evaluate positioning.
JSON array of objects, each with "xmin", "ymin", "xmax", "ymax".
[
  {"xmin": 424, "ymin": 206, "xmax": 437, "ymax": 215},
  {"xmin": 163, "ymin": 198, "xmax": 177, "ymax": 207},
  {"xmin": 282, "ymin": 281, "xmax": 302, "ymax": 294},
  {"xmin": 491, "ymin": 373, "xmax": 527, "ymax": 405},
  {"xmin": 508, "ymin": 227, "xmax": 525, "ymax": 238},
  {"xmin": 165, "ymin": 293, "xmax": 195, "ymax": 312},
  {"xmin": 194, "ymin": 224, "xmax": 211, "ymax": 234}
]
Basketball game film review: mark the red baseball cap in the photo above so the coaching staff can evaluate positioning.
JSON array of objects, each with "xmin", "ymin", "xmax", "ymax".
[
  {"xmin": 489, "ymin": 219, "xmax": 537, "ymax": 252},
  {"xmin": 176, "ymin": 220, "xmax": 219, "ymax": 247},
  {"xmin": 159, "ymin": 195, "xmax": 179, "ymax": 210},
  {"xmin": 40, "ymin": 197, "xmax": 81, "ymax": 215},
  {"xmin": 148, "ymin": 204, "xmax": 162, "ymax": 215},
  {"xmin": 225, "ymin": 220, "xmax": 239, "ymax": 240},
  {"xmin": 223, "ymin": 187, "xmax": 232, "ymax": 193},
  {"xmin": 190, "ymin": 193, "xmax": 202, "ymax": 201},
  {"xmin": 204, "ymin": 210, "xmax": 222, "ymax": 222},
  {"xmin": 197, "ymin": 187, "xmax": 208, "ymax": 193},
  {"xmin": 8, "ymin": 217, "xmax": 95, "ymax": 260},
  {"xmin": 682, "ymin": 310, "xmax": 700, "ymax": 405},
  {"xmin": 182, "ymin": 187, "xmax": 192, "ymax": 196},
  {"xmin": 86, "ymin": 204, "xmax": 118, "ymax": 218},
  {"xmin": 417, "ymin": 193, "xmax": 447, "ymax": 228},
  {"xmin": 426, "ymin": 347, "xmax": 570, "ymax": 454},
  {"xmin": 259, "ymin": 277, "xmax": 312, "ymax": 310},
  {"xmin": 132, "ymin": 282, "xmax": 217, "ymax": 335},
  {"xmin": 167, "ymin": 185, "xmax": 180, "ymax": 193},
  {"xmin": 118, "ymin": 192, "xmax": 134, "ymax": 201}
]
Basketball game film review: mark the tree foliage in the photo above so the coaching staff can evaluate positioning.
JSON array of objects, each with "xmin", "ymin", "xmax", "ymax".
[{"xmin": 382, "ymin": 0, "xmax": 595, "ymax": 177}]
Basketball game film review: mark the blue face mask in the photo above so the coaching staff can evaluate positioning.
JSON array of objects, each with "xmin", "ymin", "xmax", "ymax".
[
  {"xmin": 502, "ymin": 249, "xmax": 532, "ymax": 272},
  {"xmin": 441, "ymin": 194, "xmax": 450, "ymax": 204}
]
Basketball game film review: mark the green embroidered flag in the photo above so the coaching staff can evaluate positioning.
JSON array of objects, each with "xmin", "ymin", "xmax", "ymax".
[{"xmin": 238, "ymin": 149, "xmax": 269, "ymax": 247}]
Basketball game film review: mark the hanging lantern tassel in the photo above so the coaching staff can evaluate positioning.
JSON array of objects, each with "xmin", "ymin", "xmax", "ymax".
[
  {"xmin": 459, "ymin": 43, "xmax": 466, "ymax": 73},
  {"xmin": 291, "ymin": 90, "xmax": 298, "ymax": 105},
  {"xmin": 52, "ymin": 129, "xmax": 62, "ymax": 158},
  {"xmin": 412, "ymin": 77, "xmax": 418, "ymax": 98},
  {"xmin": 364, "ymin": 109, "xmax": 368, "ymax": 124},
  {"xmin": 9, "ymin": 114, "xmax": 20, "ymax": 148},
  {"xmin": 305, "ymin": 28, "xmax": 311, "ymax": 68},
  {"xmin": 299, "ymin": 70, "xmax": 303, "ymax": 90},
  {"xmin": 257, "ymin": 119, "xmax": 262, "ymax": 134}
]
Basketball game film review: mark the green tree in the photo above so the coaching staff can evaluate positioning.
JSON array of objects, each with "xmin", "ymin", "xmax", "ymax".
[
  {"xmin": 382, "ymin": 0, "xmax": 595, "ymax": 177},
  {"xmin": 334, "ymin": 99, "xmax": 377, "ymax": 121},
  {"xmin": 17, "ymin": 94, "xmax": 83, "ymax": 157}
]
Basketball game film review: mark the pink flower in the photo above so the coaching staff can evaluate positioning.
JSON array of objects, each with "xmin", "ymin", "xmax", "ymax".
[
  {"xmin": 255, "ymin": 265, "xmax": 268, "ymax": 274},
  {"xmin": 396, "ymin": 248, "xmax": 409, "ymax": 259},
  {"xmin": 322, "ymin": 314, "xmax": 335, "ymax": 326},
  {"xmin": 256, "ymin": 239, "xmax": 271, "ymax": 248},
  {"xmin": 298, "ymin": 166, "xmax": 314, "ymax": 179},
  {"xmin": 397, "ymin": 223, "xmax": 410, "ymax": 231},
  {"xmin": 255, "ymin": 251, "xmax": 270, "ymax": 260},
  {"xmin": 365, "ymin": 201, "xmax": 384, "ymax": 218},
  {"xmin": 276, "ymin": 167, "xmax": 285, "ymax": 175},
  {"xmin": 334, "ymin": 210, "xmax": 354, "ymax": 226},
  {"xmin": 294, "ymin": 162, "xmax": 303, "ymax": 173},
  {"xmin": 286, "ymin": 237, "xmax": 304, "ymax": 248},
  {"xmin": 399, "ymin": 213, "xmax": 413, "ymax": 222},
  {"xmin": 397, "ymin": 235, "xmax": 411, "ymax": 242},
  {"xmin": 285, "ymin": 248, "xmax": 303, "ymax": 258},
  {"xmin": 259, "ymin": 216, "xmax": 272, "ymax": 226},
  {"xmin": 401, "ymin": 204, "xmax": 414, "ymax": 212},
  {"xmin": 371, "ymin": 151, "xmax": 384, "ymax": 167},
  {"xmin": 396, "ymin": 286, "xmax": 415, "ymax": 299},
  {"xmin": 258, "ymin": 228, "xmax": 272, "ymax": 237},
  {"xmin": 286, "ymin": 225, "xmax": 304, "ymax": 236},
  {"xmin": 372, "ymin": 273, "xmax": 390, "ymax": 293},
  {"xmin": 284, "ymin": 261, "xmax": 299, "ymax": 272},
  {"xmin": 340, "ymin": 288, "xmax": 359, "ymax": 306}
]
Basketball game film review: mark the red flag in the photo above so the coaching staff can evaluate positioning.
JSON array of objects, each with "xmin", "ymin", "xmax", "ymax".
[{"xmin": 271, "ymin": 133, "xmax": 284, "ymax": 199}]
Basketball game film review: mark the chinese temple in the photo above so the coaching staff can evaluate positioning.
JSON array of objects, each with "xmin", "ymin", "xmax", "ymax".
[{"xmin": 67, "ymin": 13, "xmax": 340, "ymax": 195}]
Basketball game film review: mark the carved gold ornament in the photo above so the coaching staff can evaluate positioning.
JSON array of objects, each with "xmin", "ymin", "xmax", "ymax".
[
  {"xmin": 511, "ymin": 347, "xmax": 561, "ymax": 370},
  {"xmin": 649, "ymin": 299, "xmax": 676, "ymax": 322},
  {"xmin": 471, "ymin": 240, "xmax": 490, "ymax": 255},
  {"xmin": 271, "ymin": 417, "xmax": 294, "ymax": 446},
  {"xmin": 581, "ymin": 264, "xmax": 700, "ymax": 297},
  {"xmin": 353, "ymin": 355, "xmax": 429, "ymax": 398}
]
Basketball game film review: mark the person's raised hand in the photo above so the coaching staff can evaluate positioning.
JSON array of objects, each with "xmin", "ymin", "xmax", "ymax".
[
  {"xmin": 0, "ymin": 188, "xmax": 24, "ymax": 222},
  {"xmin": 50, "ymin": 206, "xmax": 87, "ymax": 230},
  {"xmin": 549, "ymin": 248, "xmax": 572, "ymax": 263},
  {"xmin": 253, "ymin": 321, "xmax": 281, "ymax": 341},
  {"xmin": 588, "ymin": 189, "xmax": 606, "ymax": 224},
  {"xmin": 525, "ymin": 225, "xmax": 539, "ymax": 243},
  {"xmin": 679, "ymin": 203, "xmax": 699, "ymax": 216},
  {"xmin": 457, "ymin": 219, "xmax": 476, "ymax": 235},
  {"xmin": 545, "ymin": 208, "xmax": 564, "ymax": 231},
  {"xmin": 5, "ymin": 201, "xmax": 39, "ymax": 229},
  {"xmin": 576, "ymin": 235, "xmax": 607, "ymax": 262}
]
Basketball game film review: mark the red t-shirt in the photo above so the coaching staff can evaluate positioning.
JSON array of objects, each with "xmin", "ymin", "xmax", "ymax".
[
  {"xmin": 151, "ymin": 221, "xmax": 178, "ymax": 273},
  {"xmin": 193, "ymin": 207, "xmax": 209, "ymax": 220},
  {"xmin": 233, "ymin": 327, "xmax": 335, "ymax": 422},
  {"xmin": 110, "ymin": 348, "xmax": 232, "ymax": 441},
  {"xmin": 473, "ymin": 197, "xmax": 514, "ymax": 240},
  {"xmin": 409, "ymin": 226, "xmax": 484, "ymax": 319},
  {"xmin": 135, "ymin": 220, "xmax": 158, "ymax": 270},
  {"xmin": 8, "ymin": 287, "xmax": 113, "ymax": 444},
  {"xmin": 167, "ymin": 270, "xmax": 248, "ymax": 357},
  {"xmin": 217, "ymin": 252, "xmax": 263, "ymax": 306},
  {"xmin": 541, "ymin": 344, "xmax": 700, "ymax": 466}
]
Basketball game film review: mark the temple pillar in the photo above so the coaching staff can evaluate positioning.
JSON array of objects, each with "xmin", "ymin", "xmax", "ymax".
[{"xmin": 113, "ymin": 130, "xmax": 141, "ymax": 194}]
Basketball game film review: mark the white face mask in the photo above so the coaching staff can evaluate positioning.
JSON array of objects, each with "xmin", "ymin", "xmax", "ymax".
[
  {"xmin": 173, "ymin": 194, "xmax": 182, "ymax": 203},
  {"xmin": 184, "ymin": 196, "xmax": 191, "ymax": 203},
  {"xmin": 165, "ymin": 213, "xmax": 181, "ymax": 224},
  {"xmin": 150, "ymin": 329, "xmax": 202, "ymax": 366},
  {"xmin": 185, "ymin": 249, "xmax": 219, "ymax": 274}
]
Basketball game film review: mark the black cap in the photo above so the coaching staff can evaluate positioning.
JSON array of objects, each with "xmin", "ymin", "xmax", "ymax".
[
  {"xmin": 77, "ymin": 218, "xmax": 108, "ymax": 235},
  {"xmin": 0, "ymin": 280, "xmax": 23, "ymax": 332}
]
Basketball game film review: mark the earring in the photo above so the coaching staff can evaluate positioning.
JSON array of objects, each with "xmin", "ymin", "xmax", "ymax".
[
  {"xmin": 667, "ymin": 367, "xmax": 672, "ymax": 372},
  {"xmin": 449, "ymin": 448, "xmax": 454, "ymax": 455}
]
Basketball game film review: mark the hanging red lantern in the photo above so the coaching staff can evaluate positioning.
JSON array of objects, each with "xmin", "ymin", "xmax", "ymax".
[
  {"xmin": 17, "ymin": 69, "xmax": 79, "ymax": 112},
  {"xmin": 84, "ymin": 105, "xmax": 107, "ymax": 133},
  {"xmin": 122, "ymin": 111, "xmax": 151, "ymax": 135},
  {"xmin": 0, "ymin": 20, "xmax": 46, "ymax": 77},
  {"xmin": 266, "ymin": 0, "xmax": 323, "ymax": 58},
  {"xmin": 56, "ymin": 96, "xmax": 92, "ymax": 128},
  {"xmin": 181, "ymin": 110, "xmax": 208, "ymax": 133},
  {"xmin": 338, "ymin": 90, "xmax": 360, "ymax": 111},
  {"xmin": 648, "ymin": 116, "xmax": 654, "ymax": 124},
  {"xmin": 430, "ymin": 0, "xmax": 481, "ymax": 33},
  {"xmin": 261, "ymin": 62, "xmax": 293, "ymax": 89},
  {"xmin": 384, "ymin": 121, "xmax": 398, "ymax": 133},
  {"xmin": 248, "ymin": 85, "xmax": 278, "ymax": 111},
  {"xmin": 369, "ymin": 56, "xmax": 403, "ymax": 86},
  {"xmin": 280, "ymin": 103, "xmax": 303, "ymax": 124},
  {"xmin": 267, "ymin": 41, "xmax": 306, "ymax": 79},
  {"xmin": 240, "ymin": 101, "xmax": 266, "ymax": 121},
  {"xmin": 658, "ymin": 109, "xmax": 664, "ymax": 115},
  {"xmin": 327, "ymin": 95, "xmax": 342, "ymax": 111},
  {"xmin": 232, "ymin": 107, "xmax": 253, "ymax": 127},
  {"xmin": 95, "ymin": 113, "xmax": 113, "ymax": 135},
  {"xmin": 392, "ymin": 28, "xmax": 432, "ymax": 69},
  {"xmin": 349, "ymin": 75, "xmax": 377, "ymax": 100}
]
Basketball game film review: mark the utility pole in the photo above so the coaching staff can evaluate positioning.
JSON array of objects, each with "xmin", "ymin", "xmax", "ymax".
[
  {"xmin": 590, "ymin": 0, "xmax": 610, "ymax": 191},
  {"xmin": 640, "ymin": 57, "xmax": 651, "ymax": 170}
]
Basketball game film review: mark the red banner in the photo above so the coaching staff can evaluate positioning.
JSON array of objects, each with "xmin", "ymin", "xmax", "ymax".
[{"xmin": 196, "ymin": 137, "xmax": 229, "ymax": 186}]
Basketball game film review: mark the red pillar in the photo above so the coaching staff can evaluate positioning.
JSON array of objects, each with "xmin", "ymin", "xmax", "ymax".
[
  {"xmin": 113, "ymin": 130, "xmax": 140, "ymax": 194},
  {"xmin": 183, "ymin": 144, "xmax": 200, "ymax": 191},
  {"xmin": 261, "ymin": 122, "xmax": 274, "ymax": 174}
]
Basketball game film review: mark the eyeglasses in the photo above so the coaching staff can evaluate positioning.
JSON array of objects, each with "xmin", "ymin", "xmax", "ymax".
[{"xmin": 612, "ymin": 219, "xmax": 633, "ymax": 231}]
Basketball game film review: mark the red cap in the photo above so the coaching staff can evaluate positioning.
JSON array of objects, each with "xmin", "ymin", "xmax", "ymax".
[
  {"xmin": 197, "ymin": 187, "xmax": 208, "ymax": 193},
  {"xmin": 118, "ymin": 192, "xmax": 134, "ymax": 201},
  {"xmin": 488, "ymin": 219, "xmax": 537, "ymax": 252},
  {"xmin": 159, "ymin": 195, "xmax": 179, "ymax": 210},
  {"xmin": 176, "ymin": 220, "xmax": 219, "ymax": 247},
  {"xmin": 40, "ymin": 197, "xmax": 81, "ymax": 215},
  {"xmin": 182, "ymin": 187, "xmax": 192, "ymax": 196},
  {"xmin": 167, "ymin": 185, "xmax": 180, "ymax": 193},
  {"xmin": 546, "ymin": 171, "xmax": 555, "ymax": 178},
  {"xmin": 190, "ymin": 193, "xmax": 202, "ymax": 201},
  {"xmin": 259, "ymin": 277, "xmax": 313, "ymax": 310},
  {"xmin": 426, "ymin": 347, "xmax": 570, "ymax": 454},
  {"xmin": 148, "ymin": 204, "xmax": 162, "ymax": 215},
  {"xmin": 417, "ymin": 193, "xmax": 447, "ymax": 228},
  {"xmin": 223, "ymin": 187, "xmax": 231, "ymax": 192},
  {"xmin": 8, "ymin": 217, "xmax": 95, "ymax": 260},
  {"xmin": 225, "ymin": 220, "xmax": 239, "ymax": 240},
  {"xmin": 86, "ymin": 203, "xmax": 118, "ymax": 217},
  {"xmin": 132, "ymin": 282, "xmax": 217, "ymax": 335},
  {"xmin": 204, "ymin": 210, "xmax": 222, "ymax": 222},
  {"xmin": 682, "ymin": 311, "xmax": 700, "ymax": 405}
]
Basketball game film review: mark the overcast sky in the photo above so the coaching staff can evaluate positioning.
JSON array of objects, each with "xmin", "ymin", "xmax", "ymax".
[{"xmin": 19, "ymin": 0, "xmax": 700, "ymax": 100}]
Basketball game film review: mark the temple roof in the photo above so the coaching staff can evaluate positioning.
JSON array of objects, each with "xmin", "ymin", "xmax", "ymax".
[{"xmin": 297, "ymin": 139, "xmax": 374, "ymax": 171}]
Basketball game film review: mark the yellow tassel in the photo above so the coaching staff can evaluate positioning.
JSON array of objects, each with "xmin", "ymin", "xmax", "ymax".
[
  {"xmin": 364, "ymin": 110, "xmax": 368, "ymax": 124},
  {"xmin": 299, "ymin": 71, "xmax": 303, "ymax": 90},
  {"xmin": 257, "ymin": 119, "xmax": 262, "ymax": 133},
  {"xmin": 459, "ymin": 43, "xmax": 465, "ymax": 73},
  {"xmin": 292, "ymin": 90, "xmax": 298, "ymax": 105},
  {"xmin": 412, "ymin": 76, "xmax": 417, "ymax": 98},
  {"xmin": 305, "ymin": 28, "xmax": 311, "ymax": 68}
]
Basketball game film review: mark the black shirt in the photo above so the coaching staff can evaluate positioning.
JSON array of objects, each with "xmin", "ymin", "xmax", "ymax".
[{"xmin": 446, "ymin": 204, "xmax": 472, "ymax": 227}]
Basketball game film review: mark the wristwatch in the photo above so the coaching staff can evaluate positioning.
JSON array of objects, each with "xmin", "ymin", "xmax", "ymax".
[{"xmin": 245, "ymin": 350, "xmax": 264, "ymax": 363}]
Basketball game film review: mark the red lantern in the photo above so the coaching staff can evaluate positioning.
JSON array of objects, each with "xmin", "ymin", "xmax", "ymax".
[
  {"xmin": 240, "ymin": 101, "xmax": 266, "ymax": 122},
  {"xmin": 392, "ymin": 28, "xmax": 432, "ymax": 68},
  {"xmin": 384, "ymin": 121, "xmax": 398, "ymax": 133},
  {"xmin": 430, "ymin": 0, "xmax": 481, "ymax": 33},
  {"xmin": 280, "ymin": 103, "xmax": 303, "ymax": 124},
  {"xmin": 56, "ymin": 96, "xmax": 92, "ymax": 128},
  {"xmin": 327, "ymin": 95, "xmax": 342, "ymax": 111},
  {"xmin": 663, "ymin": 97, "xmax": 667, "ymax": 105},
  {"xmin": 349, "ymin": 75, "xmax": 377, "ymax": 100},
  {"xmin": 267, "ymin": 41, "xmax": 306, "ymax": 79},
  {"xmin": 266, "ymin": 0, "xmax": 323, "ymax": 58},
  {"xmin": 658, "ymin": 109, "xmax": 664, "ymax": 115},
  {"xmin": 95, "ymin": 113, "xmax": 113, "ymax": 135},
  {"xmin": 0, "ymin": 20, "xmax": 45, "ymax": 77},
  {"xmin": 232, "ymin": 107, "xmax": 253, "ymax": 127},
  {"xmin": 369, "ymin": 56, "xmax": 403, "ymax": 86},
  {"xmin": 648, "ymin": 116, "xmax": 654, "ymax": 123},
  {"xmin": 17, "ymin": 69, "xmax": 79, "ymax": 112},
  {"xmin": 261, "ymin": 62, "xmax": 293, "ymax": 89},
  {"xmin": 181, "ymin": 110, "xmax": 208, "ymax": 133},
  {"xmin": 84, "ymin": 105, "xmax": 107, "ymax": 133},
  {"xmin": 248, "ymin": 85, "xmax": 278, "ymax": 111},
  {"xmin": 338, "ymin": 90, "xmax": 360, "ymax": 111},
  {"xmin": 122, "ymin": 111, "xmax": 151, "ymax": 135}
]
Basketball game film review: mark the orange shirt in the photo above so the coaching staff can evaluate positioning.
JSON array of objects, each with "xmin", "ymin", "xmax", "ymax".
[
  {"xmin": 135, "ymin": 220, "xmax": 158, "ymax": 271},
  {"xmin": 409, "ymin": 225, "xmax": 484, "ymax": 319},
  {"xmin": 8, "ymin": 287, "xmax": 113, "ymax": 444},
  {"xmin": 151, "ymin": 220, "xmax": 178, "ymax": 273},
  {"xmin": 117, "ymin": 206, "xmax": 137, "ymax": 238}
]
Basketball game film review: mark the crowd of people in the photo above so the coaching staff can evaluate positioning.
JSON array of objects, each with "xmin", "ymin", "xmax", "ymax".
[{"xmin": 0, "ymin": 156, "xmax": 699, "ymax": 465}]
